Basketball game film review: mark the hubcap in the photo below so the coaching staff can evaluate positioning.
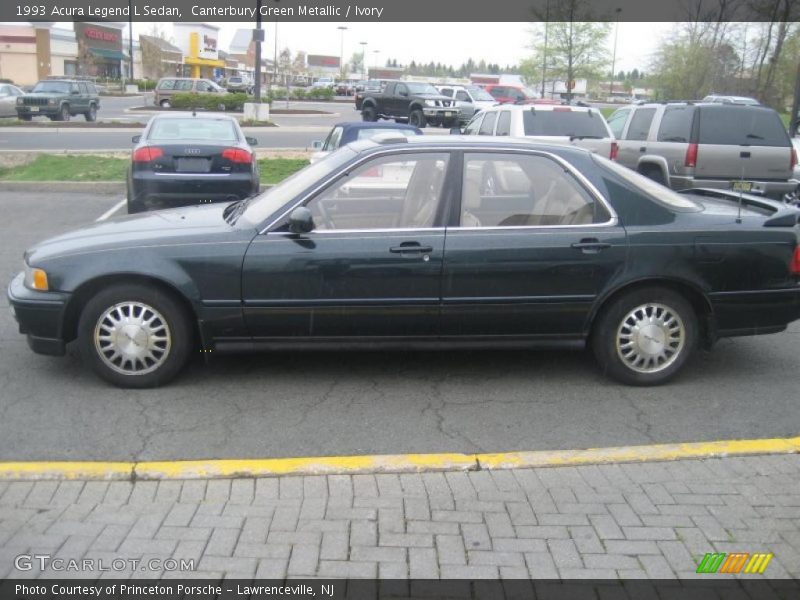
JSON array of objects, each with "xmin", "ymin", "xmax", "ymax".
[
  {"xmin": 94, "ymin": 302, "xmax": 171, "ymax": 376},
  {"xmin": 615, "ymin": 303, "xmax": 685, "ymax": 374}
]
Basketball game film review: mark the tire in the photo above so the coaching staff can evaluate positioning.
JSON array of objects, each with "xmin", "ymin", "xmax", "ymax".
[
  {"xmin": 159, "ymin": 99, "xmax": 171, "ymax": 108},
  {"xmin": 591, "ymin": 287, "xmax": 697, "ymax": 386},
  {"xmin": 640, "ymin": 165, "xmax": 665, "ymax": 186},
  {"xmin": 56, "ymin": 105, "xmax": 70, "ymax": 122},
  {"xmin": 77, "ymin": 283, "xmax": 193, "ymax": 388},
  {"xmin": 84, "ymin": 104, "xmax": 97, "ymax": 122},
  {"xmin": 361, "ymin": 105, "xmax": 377, "ymax": 122},
  {"xmin": 408, "ymin": 108, "xmax": 427, "ymax": 128}
]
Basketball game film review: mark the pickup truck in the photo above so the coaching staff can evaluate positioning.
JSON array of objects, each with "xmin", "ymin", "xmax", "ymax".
[{"xmin": 355, "ymin": 80, "xmax": 459, "ymax": 128}]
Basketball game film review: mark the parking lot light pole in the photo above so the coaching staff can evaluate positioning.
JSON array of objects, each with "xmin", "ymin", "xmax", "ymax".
[
  {"xmin": 360, "ymin": 41, "xmax": 367, "ymax": 79},
  {"xmin": 337, "ymin": 26, "xmax": 348, "ymax": 80},
  {"xmin": 254, "ymin": 0, "xmax": 263, "ymax": 103},
  {"xmin": 609, "ymin": 8, "xmax": 622, "ymax": 100},
  {"xmin": 541, "ymin": 0, "xmax": 549, "ymax": 98},
  {"xmin": 373, "ymin": 49, "xmax": 380, "ymax": 69}
]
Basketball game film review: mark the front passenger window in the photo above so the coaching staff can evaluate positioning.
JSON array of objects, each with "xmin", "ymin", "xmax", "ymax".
[
  {"xmin": 479, "ymin": 112, "xmax": 497, "ymax": 135},
  {"xmin": 306, "ymin": 153, "xmax": 449, "ymax": 231}
]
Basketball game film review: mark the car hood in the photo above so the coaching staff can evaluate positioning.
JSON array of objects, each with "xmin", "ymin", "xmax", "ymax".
[
  {"xmin": 415, "ymin": 93, "xmax": 455, "ymax": 102},
  {"xmin": 26, "ymin": 203, "xmax": 251, "ymax": 264}
]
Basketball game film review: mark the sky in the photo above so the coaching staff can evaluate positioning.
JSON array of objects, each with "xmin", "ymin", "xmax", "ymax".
[{"xmin": 37, "ymin": 21, "xmax": 676, "ymax": 74}]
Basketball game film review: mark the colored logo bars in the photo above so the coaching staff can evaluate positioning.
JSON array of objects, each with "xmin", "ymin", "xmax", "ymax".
[{"xmin": 696, "ymin": 552, "xmax": 773, "ymax": 574}]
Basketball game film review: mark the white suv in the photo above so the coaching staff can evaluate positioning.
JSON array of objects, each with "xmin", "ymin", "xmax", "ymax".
[
  {"xmin": 437, "ymin": 84, "xmax": 497, "ymax": 124},
  {"xmin": 459, "ymin": 104, "xmax": 618, "ymax": 159}
]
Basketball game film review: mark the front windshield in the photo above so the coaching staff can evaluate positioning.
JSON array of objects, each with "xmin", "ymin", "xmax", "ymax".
[
  {"xmin": 467, "ymin": 86, "xmax": 495, "ymax": 101},
  {"xmin": 32, "ymin": 81, "xmax": 71, "ymax": 93},
  {"xmin": 238, "ymin": 147, "xmax": 358, "ymax": 228},
  {"xmin": 406, "ymin": 83, "xmax": 440, "ymax": 95}
]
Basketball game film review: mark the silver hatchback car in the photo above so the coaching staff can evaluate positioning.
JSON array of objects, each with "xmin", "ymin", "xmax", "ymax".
[{"xmin": 607, "ymin": 102, "xmax": 798, "ymax": 200}]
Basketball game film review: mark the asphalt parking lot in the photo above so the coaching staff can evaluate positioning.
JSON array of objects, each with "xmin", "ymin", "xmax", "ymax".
[{"xmin": 1, "ymin": 191, "xmax": 799, "ymax": 463}]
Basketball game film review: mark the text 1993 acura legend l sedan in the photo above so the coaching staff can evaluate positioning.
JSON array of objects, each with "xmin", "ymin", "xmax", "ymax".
[{"xmin": 8, "ymin": 136, "xmax": 800, "ymax": 388}]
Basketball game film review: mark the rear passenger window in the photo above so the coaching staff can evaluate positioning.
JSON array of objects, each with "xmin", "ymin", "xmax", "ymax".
[
  {"xmin": 479, "ymin": 112, "xmax": 497, "ymax": 135},
  {"xmin": 175, "ymin": 80, "xmax": 193, "ymax": 91},
  {"xmin": 79, "ymin": 83, "xmax": 89, "ymax": 94},
  {"xmin": 697, "ymin": 107, "xmax": 790, "ymax": 147},
  {"xmin": 495, "ymin": 112, "xmax": 511, "ymax": 136},
  {"xmin": 158, "ymin": 79, "xmax": 175, "ymax": 90},
  {"xmin": 657, "ymin": 106, "xmax": 695, "ymax": 142},
  {"xmin": 625, "ymin": 108, "xmax": 655, "ymax": 141},
  {"xmin": 461, "ymin": 153, "xmax": 605, "ymax": 227}
]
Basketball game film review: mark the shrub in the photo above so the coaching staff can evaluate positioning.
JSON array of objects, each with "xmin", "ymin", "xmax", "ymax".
[
  {"xmin": 170, "ymin": 92, "xmax": 249, "ymax": 111},
  {"xmin": 290, "ymin": 87, "xmax": 307, "ymax": 100},
  {"xmin": 307, "ymin": 87, "xmax": 334, "ymax": 100}
]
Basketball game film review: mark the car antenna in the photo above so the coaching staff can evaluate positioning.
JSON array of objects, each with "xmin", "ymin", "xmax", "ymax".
[{"xmin": 736, "ymin": 161, "xmax": 744, "ymax": 224}]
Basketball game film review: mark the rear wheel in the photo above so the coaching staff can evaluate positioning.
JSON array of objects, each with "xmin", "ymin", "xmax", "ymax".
[
  {"xmin": 361, "ymin": 105, "xmax": 377, "ymax": 122},
  {"xmin": 84, "ymin": 104, "xmax": 97, "ymax": 122},
  {"xmin": 409, "ymin": 109, "xmax": 426, "ymax": 128},
  {"xmin": 159, "ymin": 99, "xmax": 171, "ymax": 108},
  {"xmin": 591, "ymin": 287, "xmax": 697, "ymax": 386},
  {"xmin": 78, "ymin": 283, "xmax": 193, "ymax": 388}
]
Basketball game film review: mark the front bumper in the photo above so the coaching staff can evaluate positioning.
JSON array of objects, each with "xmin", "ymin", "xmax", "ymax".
[
  {"xmin": 7, "ymin": 272, "xmax": 70, "ymax": 356},
  {"xmin": 670, "ymin": 176, "xmax": 799, "ymax": 200},
  {"xmin": 130, "ymin": 172, "xmax": 258, "ymax": 212},
  {"xmin": 16, "ymin": 105, "xmax": 59, "ymax": 117},
  {"xmin": 422, "ymin": 108, "xmax": 459, "ymax": 123}
]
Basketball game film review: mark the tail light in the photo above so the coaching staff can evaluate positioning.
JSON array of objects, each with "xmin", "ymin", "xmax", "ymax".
[
  {"xmin": 132, "ymin": 147, "xmax": 163, "ymax": 162},
  {"xmin": 684, "ymin": 142, "xmax": 698, "ymax": 168},
  {"xmin": 791, "ymin": 245, "xmax": 800, "ymax": 275},
  {"xmin": 610, "ymin": 142, "xmax": 619, "ymax": 160},
  {"xmin": 222, "ymin": 148, "xmax": 252, "ymax": 164},
  {"xmin": 791, "ymin": 147, "xmax": 797, "ymax": 171}
]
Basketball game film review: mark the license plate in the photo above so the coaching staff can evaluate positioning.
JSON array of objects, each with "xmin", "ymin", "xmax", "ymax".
[
  {"xmin": 29, "ymin": 107, "xmax": 39, "ymax": 112},
  {"xmin": 176, "ymin": 158, "xmax": 211, "ymax": 173},
  {"xmin": 444, "ymin": 112, "xmax": 453, "ymax": 117},
  {"xmin": 730, "ymin": 181, "xmax": 753, "ymax": 192}
]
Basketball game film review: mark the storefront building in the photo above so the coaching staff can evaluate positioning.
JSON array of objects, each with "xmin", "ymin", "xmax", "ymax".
[
  {"xmin": 174, "ymin": 23, "xmax": 225, "ymax": 79},
  {"xmin": 74, "ymin": 23, "xmax": 126, "ymax": 79}
]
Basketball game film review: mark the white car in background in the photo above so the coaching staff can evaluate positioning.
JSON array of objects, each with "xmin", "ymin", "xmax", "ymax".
[
  {"xmin": 459, "ymin": 104, "xmax": 618, "ymax": 159},
  {"xmin": 311, "ymin": 77, "xmax": 335, "ymax": 89},
  {"xmin": 437, "ymin": 84, "xmax": 497, "ymax": 124}
]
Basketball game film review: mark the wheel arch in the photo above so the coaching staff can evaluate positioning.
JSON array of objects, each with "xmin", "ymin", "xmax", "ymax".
[
  {"xmin": 586, "ymin": 277, "xmax": 715, "ymax": 347},
  {"xmin": 636, "ymin": 156, "xmax": 670, "ymax": 183},
  {"xmin": 62, "ymin": 273, "xmax": 201, "ymax": 345}
]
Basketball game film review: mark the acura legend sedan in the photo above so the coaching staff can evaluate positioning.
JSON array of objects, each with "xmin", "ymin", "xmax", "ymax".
[{"xmin": 8, "ymin": 136, "xmax": 800, "ymax": 388}]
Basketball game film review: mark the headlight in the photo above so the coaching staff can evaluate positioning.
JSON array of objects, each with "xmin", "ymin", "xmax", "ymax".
[
  {"xmin": 48, "ymin": 98, "xmax": 57, "ymax": 105},
  {"xmin": 16, "ymin": 97, "xmax": 23, "ymax": 105},
  {"xmin": 23, "ymin": 264, "xmax": 49, "ymax": 291},
  {"xmin": 425, "ymin": 99, "xmax": 437, "ymax": 107}
]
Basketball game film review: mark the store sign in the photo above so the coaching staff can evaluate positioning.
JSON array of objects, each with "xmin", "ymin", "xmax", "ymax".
[
  {"xmin": 203, "ymin": 35, "xmax": 216, "ymax": 52},
  {"xmin": 84, "ymin": 27, "xmax": 118, "ymax": 43},
  {"xmin": 307, "ymin": 55, "xmax": 340, "ymax": 68}
]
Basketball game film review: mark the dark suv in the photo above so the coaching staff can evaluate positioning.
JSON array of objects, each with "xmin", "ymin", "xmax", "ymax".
[
  {"xmin": 16, "ymin": 79, "xmax": 100, "ymax": 122},
  {"xmin": 608, "ymin": 102, "xmax": 797, "ymax": 200}
]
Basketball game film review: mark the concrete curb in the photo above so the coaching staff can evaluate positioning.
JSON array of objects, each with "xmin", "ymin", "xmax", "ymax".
[
  {"xmin": 0, "ymin": 181, "xmax": 126, "ymax": 193},
  {"xmin": 1, "ymin": 436, "xmax": 798, "ymax": 481}
]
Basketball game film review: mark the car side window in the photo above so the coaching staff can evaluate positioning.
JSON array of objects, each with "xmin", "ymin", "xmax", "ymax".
[
  {"xmin": 606, "ymin": 108, "xmax": 630, "ymax": 138},
  {"xmin": 175, "ymin": 80, "xmax": 193, "ymax": 91},
  {"xmin": 323, "ymin": 127, "xmax": 344, "ymax": 151},
  {"xmin": 306, "ymin": 153, "xmax": 450, "ymax": 231},
  {"xmin": 455, "ymin": 90, "xmax": 469, "ymax": 102},
  {"xmin": 70, "ymin": 83, "xmax": 79, "ymax": 94},
  {"xmin": 440, "ymin": 88, "xmax": 453, "ymax": 97},
  {"xmin": 463, "ymin": 113, "xmax": 484, "ymax": 135},
  {"xmin": 195, "ymin": 81, "xmax": 213, "ymax": 92},
  {"xmin": 158, "ymin": 79, "xmax": 175, "ymax": 90},
  {"xmin": 396, "ymin": 83, "xmax": 408, "ymax": 96},
  {"xmin": 625, "ymin": 108, "xmax": 656, "ymax": 141},
  {"xmin": 657, "ymin": 106, "xmax": 695, "ymax": 142},
  {"xmin": 79, "ymin": 82, "xmax": 89, "ymax": 95},
  {"xmin": 495, "ymin": 112, "xmax": 511, "ymax": 136},
  {"xmin": 479, "ymin": 112, "xmax": 497, "ymax": 135},
  {"xmin": 0, "ymin": 85, "xmax": 7, "ymax": 95},
  {"xmin": 460, "ymin": 153, "xmax": 604, "ymax": 228}
]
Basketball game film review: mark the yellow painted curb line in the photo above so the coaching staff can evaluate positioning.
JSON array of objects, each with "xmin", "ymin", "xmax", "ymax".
[{"xmin": 1, "ymin": 436, "xmax": 798, "ymax": 481}]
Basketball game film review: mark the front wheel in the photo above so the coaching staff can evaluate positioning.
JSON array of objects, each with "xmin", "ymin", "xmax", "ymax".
[
  {"xmin": 361, "ymin": 105, "xmax": 377, "ymax": 122},
  {"xmin": 57, "ymin": 105, "xmax": 70, "ymax": 122},
  {"xmin": 408, "ymin": 109, "xmax": 426, "ymax": 128},
  {"xmin": 78, "ymin": 284, "xmax": 193, "ymax": 388},
  {"xmin": 591, "ymin": 287, "xmax": 697, "ymax": 386},
  {"xmin": 84, "ymin": 104, "xmax": 97, "ymax": 122}
]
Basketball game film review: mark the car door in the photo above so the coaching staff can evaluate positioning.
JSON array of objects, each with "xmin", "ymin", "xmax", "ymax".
[
  {"xmin": 618, "ymin": 107, "xmax": 657, "ymax": 168},
  {"xmin": 392, "ymin": 82, "xmax": 410, "ymax": 117},
  {"xmin": 241, "ymin": 150, "xmax": 454, "ymax": 338},
  {"xmin": 441, "ymin": 150, "xmax": 627, "ymax": 337}
]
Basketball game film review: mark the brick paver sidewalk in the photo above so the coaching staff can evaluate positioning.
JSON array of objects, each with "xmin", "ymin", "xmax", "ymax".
[{"xmin": 1, "ymin": 455, "xmax": 799, "ymax": 580}]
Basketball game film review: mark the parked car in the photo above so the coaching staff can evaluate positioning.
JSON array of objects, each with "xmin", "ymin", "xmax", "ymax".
[
  {"xmin": 15, "ymin": 79, "xmax": 100, "ymax": 122},
  {"xmin": 224, "ymin": 76, "xmax": 253, "ymax": 94},
  {"xmin": 437, "ymin": 84, "xmax": 497, "ymax": 124},
  {"xmin": 312, "ymin": 77, "xmax": 335, "ymax": 90},
  {"xmin": 702, "ymin": 94, "xmax": 760, "ymax": 106},
  {"xmin": 310, "ymin": 121, "xmax": 422, "ymax": 162},
  {"xmin": 154, "ymin": 78, "xmax": 225, "ymax": 108},
  {"xmin": 458, "ymin": 104, "xmax": 618, "ymax": 159},
  {"xmin": 482, "ymin": 84, "xmax": 538, "ymax": 104},
  {"xmin": 9, "ymin": 136, "xmax": 800, "ymax": 388},
  {"xmin": 356, "ymin": 80, "xmax": 459, "ymax": 128},
  {"xmin": 0, "ymin": 83, "xmax": 24, "ymax": 118},
  {"xmin": 607, "ymin": 102, "xmax": 798, "ymax": 200},
  {"xmin": 335, "ymin": 81, "xmax": 356, "ymax": 96},
  {"xmin": 126, "ymin": 113, "xmax": 259, "ymax": 213}
]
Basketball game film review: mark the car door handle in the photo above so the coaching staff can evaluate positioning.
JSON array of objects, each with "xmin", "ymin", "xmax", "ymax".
[
  {"xmin": 390, "ymin": 243, "xmax": 433, "ymax": 254},
  {"xmin": 571, "ymin": 239, "xmax": 612, "ymax": 253},
  {"xmin": 639, "ymin": 146, "xmax": 647, "ymax": 153}
]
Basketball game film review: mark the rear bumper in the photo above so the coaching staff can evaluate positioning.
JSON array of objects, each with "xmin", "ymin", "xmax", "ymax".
[
  {"xmin": 129, "ymin": 172, "xmax": 258, "ymax": 212},
  {"xmin": 670, "ymin": 176, "xmax": 798, "ymax": 199},
  {"xmin": 7, "ymin": 272, "xmax": 69, "ymax": 356},
  {"xmin": 710, "ymin": 286, "xmax": 800, "ymax": 338}
]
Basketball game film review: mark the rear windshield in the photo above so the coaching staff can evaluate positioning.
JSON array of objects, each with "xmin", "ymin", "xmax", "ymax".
[
  {"xmin": 355, "ymin": 128, "xmax": 419, "ymax": 141},
  {"xmin": 522, "ymin": 110, "xmax": 609, "ymax": 138},
  {"xmin": 657, "ymin": 105, "xmax": 695, "ymax": 142},
  {"xmin": 147, "ymin": 118, "xmax": 239, "ymax": 142},
  {"xmin": 697, "ymin": 106, "xmax": 790, "ymax": 147}
]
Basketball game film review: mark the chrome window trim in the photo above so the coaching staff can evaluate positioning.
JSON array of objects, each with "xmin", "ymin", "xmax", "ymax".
[
  {"xmin": 264, "ymin": 227, "xmax": 446, "ymax": 237},
  {"xmin": 259, "ymin": 145, "xmax": 618, "ymax": 234}
]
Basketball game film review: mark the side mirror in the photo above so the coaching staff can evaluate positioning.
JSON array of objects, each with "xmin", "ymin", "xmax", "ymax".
[
  {"xmin": 399, "ymin": 90, "xmax": 408, "ymax": 97},
  {"xmin": 131, "ymin": 134, "xmax": 141, "ymax": 143},
  {"xmin": 449, "ymin": 127, "xmax": 463, "ymax": 135},
  {"xmin": 289, "ymin": 207, "xmax": 314, "ymax": 234},
  {"xmin": 71, "ymin": 89, "xmax": 80, "ymax": 95},
  {"xmin": 246, "ymin": 136, "xmax": 258, "ymax": 146},
  {"xmin": 311, "ymin": 140, "xmax": 323, "ymax": 150}
]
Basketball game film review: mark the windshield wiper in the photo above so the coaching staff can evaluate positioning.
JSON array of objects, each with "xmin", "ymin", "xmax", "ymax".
[
  {"xmin": 223, "ymin": 197, "xmax": 251, "ymax": 224},
  {"xmin": 745, "ymin": 133, "xmax": 765, "ymax": 140}
]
